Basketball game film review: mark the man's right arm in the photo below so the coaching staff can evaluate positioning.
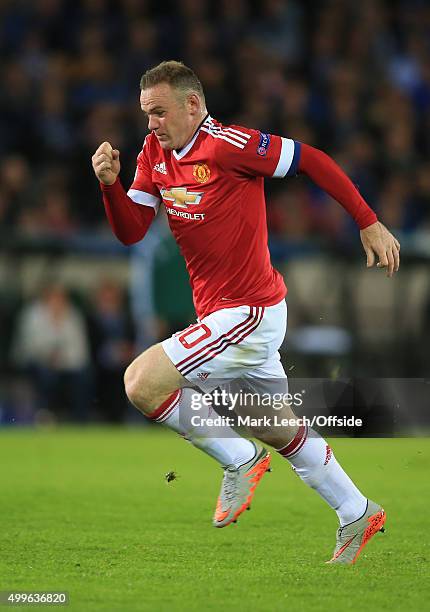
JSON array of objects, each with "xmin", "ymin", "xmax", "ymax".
[
  {"xmin": 92, "ymin": 140, "xmax": 157, "ymax": 246},
  {"xmin": 100, "ymin": 179, "xmax": 155, "ymax": 246}
]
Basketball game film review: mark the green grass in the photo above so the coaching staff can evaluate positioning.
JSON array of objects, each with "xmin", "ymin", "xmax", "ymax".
[{"xmin": 1, "ymin": 428, "xmax": 429, "ymax": 611}]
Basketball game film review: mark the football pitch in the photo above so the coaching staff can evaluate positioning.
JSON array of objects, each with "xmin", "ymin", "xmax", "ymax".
[{"xmin": 1, "ymin": 428, "xmax": 429, "ymax": 611}]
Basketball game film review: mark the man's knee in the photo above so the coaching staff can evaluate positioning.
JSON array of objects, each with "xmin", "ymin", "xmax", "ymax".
[
  {"xmin": 123, "ymin": 344, "xmax": 186, "ymax": 415},
  {"xmin": 124, "ymin": 359, "xmax": 148, "ymax": 409}
]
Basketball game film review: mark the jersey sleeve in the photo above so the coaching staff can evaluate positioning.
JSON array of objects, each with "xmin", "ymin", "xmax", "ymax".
[
  {"xmin": 215, "ymin": 125, "xmax": 301, "ymax": 179},
  {"xmin": 127, "ymin": 137, "xmax": 161, "ymax": 214}
]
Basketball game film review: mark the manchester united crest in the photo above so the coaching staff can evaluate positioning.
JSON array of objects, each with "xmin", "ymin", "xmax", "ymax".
[{"xmin": 193, "ymin": 163, "xmax": 211, "ymax": 184}]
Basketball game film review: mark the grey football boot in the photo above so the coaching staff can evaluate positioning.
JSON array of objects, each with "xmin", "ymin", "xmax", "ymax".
[
  {"xmin": 327, "ymin": 499, "xmax": 386, "ymax": 564},
  {"xmin": 213, "ymin": 443, "xmax": 271, "ymax": 528}
]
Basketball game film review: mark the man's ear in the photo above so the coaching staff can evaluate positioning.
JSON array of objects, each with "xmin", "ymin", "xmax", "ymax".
[{"xmin": 187, "ymin": 92, "xmax": 201, "ymax": 116}]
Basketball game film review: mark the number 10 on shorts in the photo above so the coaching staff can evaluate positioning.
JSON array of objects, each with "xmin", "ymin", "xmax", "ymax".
[{"xmin": 178, "ymin": 323, "xmax": 212, "ymax": 349}]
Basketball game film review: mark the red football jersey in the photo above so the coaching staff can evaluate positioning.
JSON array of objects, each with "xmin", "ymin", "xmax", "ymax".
[{"xmin": 127, "ymin": 115, "xmax": 300, "ymax": 319}]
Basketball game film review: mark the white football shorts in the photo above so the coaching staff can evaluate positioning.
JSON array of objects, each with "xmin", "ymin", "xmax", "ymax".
[{"xmin": 162, "ymin": 299, "xmax": 287, "ymax": 392}]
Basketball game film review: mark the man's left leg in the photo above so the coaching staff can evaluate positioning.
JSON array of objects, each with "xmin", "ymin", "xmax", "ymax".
[{"xmin": 235, "ymin": 366, "xmax": 386, "ymax": 564}]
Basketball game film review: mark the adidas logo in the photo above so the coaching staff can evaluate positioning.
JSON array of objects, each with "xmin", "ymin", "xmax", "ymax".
[
  {"xmin": 153, "ymin": 161, "xmax": 167, "ymax": 174},
  {"xmin": 324, "ymin": 444, "xmax": 332, "ymax": 465},
  {"xmin": 197, "ymin": 372, "xmax": 210, "ymax": 381}
]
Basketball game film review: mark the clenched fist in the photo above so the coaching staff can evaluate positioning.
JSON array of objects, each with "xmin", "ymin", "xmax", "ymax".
[{"xmin": 92, "ymin": 141, "xmax": 121, "ymax": 185}]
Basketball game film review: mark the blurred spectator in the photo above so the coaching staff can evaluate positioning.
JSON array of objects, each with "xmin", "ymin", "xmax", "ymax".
[
  {"xmin": 88, "ymin": 279, "xmax": 135, "ymax": 423},
  {"xmin": 11, "ymin": 283, "xmax": 92, "ymax": 422},
  {"xmin": 0, "ymin": 155, "xmax": 31, "ymax": 228},
  {"xmin": 251, "ymin": 0, "xmax": 304, "ymax": 66},
  {"xmin": 16, "ymin": 189, "xmax": 77, "ymax": 237},
  {"xmin": 37, "ymin": 83, "xmax": 74, "ymax": 157}
]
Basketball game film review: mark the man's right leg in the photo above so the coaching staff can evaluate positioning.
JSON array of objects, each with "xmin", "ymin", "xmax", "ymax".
[
  {"xmin": 124, "ymin": 342, "xmax": 257, "ymax": 469},
  {"xmin": 124, "ymin": 342, "xmax": 272, "ymax": 526}
]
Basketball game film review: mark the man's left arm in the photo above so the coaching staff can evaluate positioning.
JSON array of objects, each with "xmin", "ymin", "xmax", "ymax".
[{"xmin": 298, "ymin": 143, "xmax": 400, "ymax": 277}]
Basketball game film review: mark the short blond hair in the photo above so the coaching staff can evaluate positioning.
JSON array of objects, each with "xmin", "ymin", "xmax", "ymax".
[{"xmin": 140, "ymin": 60, "xmax": 205, "ymax": 103}]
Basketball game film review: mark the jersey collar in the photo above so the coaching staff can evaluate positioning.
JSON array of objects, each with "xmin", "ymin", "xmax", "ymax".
[{"xmin": 172, "ymin": 113, "xmax": 210, "ymax": 160}]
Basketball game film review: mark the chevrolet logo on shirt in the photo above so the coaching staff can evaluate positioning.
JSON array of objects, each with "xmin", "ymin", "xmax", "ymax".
[{"xmin": 161, "ymin": 187, "xmax": 204, "ymax": 209}]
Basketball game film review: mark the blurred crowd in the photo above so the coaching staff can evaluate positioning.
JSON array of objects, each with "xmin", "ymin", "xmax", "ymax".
[
  {"xmin": 2, "ymin": 280, "xmax": 136, "ymax": 423},
  {"xmin": 0, "ymin": 0, "xmax": 429, "ymax": 241}
]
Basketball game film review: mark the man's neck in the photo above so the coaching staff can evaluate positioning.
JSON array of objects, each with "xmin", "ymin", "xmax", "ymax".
[{"xmin": 178, "ymin": 111, "xmax": 208, "ymax": 151}]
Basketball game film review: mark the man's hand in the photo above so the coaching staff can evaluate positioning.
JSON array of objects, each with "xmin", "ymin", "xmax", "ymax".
[
  {"xmin": 360, "ymin": 221, "xmax": 400, "ymax": 277},
  {"xmin": 92, "ymin": 141, "xmax": 120, "ymax": 185}
]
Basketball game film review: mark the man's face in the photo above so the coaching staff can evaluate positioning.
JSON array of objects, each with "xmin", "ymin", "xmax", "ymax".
[{"xmin": 140, "ymin": 83, "xmax": 196, "ymax": 150}]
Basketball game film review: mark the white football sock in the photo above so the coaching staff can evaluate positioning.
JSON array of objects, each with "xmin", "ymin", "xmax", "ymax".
[
  {"xmin": 278, "ymin": 426, "xmax": 367, "ymax": 526},
  {"xmin": 150, "ymin": 388, "xmax": 256, "ymax": 468}
]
